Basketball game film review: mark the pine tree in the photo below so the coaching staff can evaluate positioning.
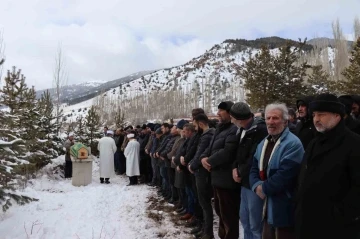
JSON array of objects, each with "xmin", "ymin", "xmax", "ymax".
[
  {"xmin": 0, "ymin": 67, "xmax": 28, "ymax": 115},
  {"xmin": 342, "ymin": 37, "xmax": 360, "ymax": 94},
  {"xmin": 241, "ymin": 45, "xmax": 278, "ymax": 109},
  {"xmin": 274, "ymin": 40, "xmax": 310, "ymax": 107},
  {"xmin": 307, "ymin": 65, "xmax": 331, "ymax": 94},
  {"xmin": 85, "ymin": 106, "xmax": 101, "ymax": 154},
  {"xmin": 75, "ymin": 115, "xmax": 87, "ymax": 144},
  {"xmin": 0, "ymin": 62, "xmax": 38, "ymax": 212},
  {"xmin": 37, "ymin": 90, "xmax": 64, "ymax": 156}
]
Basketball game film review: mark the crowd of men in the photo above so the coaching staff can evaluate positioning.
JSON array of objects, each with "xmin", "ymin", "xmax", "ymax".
[{"xmin": 65, "ymin": 93, "xmax": 360, "ymax": 239}]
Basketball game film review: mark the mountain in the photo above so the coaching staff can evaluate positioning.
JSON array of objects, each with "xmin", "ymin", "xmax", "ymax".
[
  {"xmin": 35, "ymin": 70, "xmax": 155, "ymax": 105},
  {"xmin": 307, "ymin": 37, "xmax": 354, "ymax": 49},
  {"xmin": 61, "ymin": 36, "xmax": 335, "ymax": 125}
]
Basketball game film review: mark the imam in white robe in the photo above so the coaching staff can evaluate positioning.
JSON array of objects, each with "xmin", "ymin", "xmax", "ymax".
[
  {"xmin": 124, "ymin": 139, "xmax": 140, "ymax": 177},
  {"xmin": 97, "ymin": 136, "xmax": 117, "ymax": 178}
]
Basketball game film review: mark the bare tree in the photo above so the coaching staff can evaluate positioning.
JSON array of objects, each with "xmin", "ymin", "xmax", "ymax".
[
  {"xmin": 53, "ymin": 43, "xmax": 68, "ymax": 134},
  {"xmin": 0, "ymin": 30, "xmax": 5, "ymax": 81},
  {"xmin": 354, "ymin": 16, "xmax": 360, "ymax": 41},
  {"xmin": 332, "ymin": 19, "xmax": 350, "ymax": 92}
]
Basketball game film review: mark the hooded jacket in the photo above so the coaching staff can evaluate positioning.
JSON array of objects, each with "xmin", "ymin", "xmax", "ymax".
[{"xmin": 295, "ymin": 96, "xmax": 317, "ymax": 150}]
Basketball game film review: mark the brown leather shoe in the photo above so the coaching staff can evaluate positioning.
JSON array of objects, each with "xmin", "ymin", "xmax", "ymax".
[{"xmin": 180, "ymin": 213, "xmax": 193, "ymax": 220}]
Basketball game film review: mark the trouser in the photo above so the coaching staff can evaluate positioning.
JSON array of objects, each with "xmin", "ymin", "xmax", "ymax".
[
  {"xmin": 64, "ymin": 160, "xmax": 72, "ymax": 178},
  {"xmin": 178, "ymin": 188, "xmax": 188, "ymax": 209},
  {"xmin": 129, "ymin": 176, "xmax": 138, "ymax": 185},
  {"xmin": 167, "ymin": 167, "xmax": 178, "ymax": 200},
  {"xmin": 140, "ymin": 154, "xmax": 148, "ymax": 176},
  {"xmin": 160, "ymin": 164, "xmax": 169, "ymax": 193},
  {"xmin": 196, "ymin": 174, "xmax": 213, "ymax": 236},
  {"xmin": 118, "ymin": 151, "xmax": 126, "ymax": 174},
  {"xmin": 190, "ymin": 174, "xmax": 203, "ymax": 220},
  {"xmin": 240, "ymin": 186, "xmax": 264, "ymax": 239},
  {"xmin": 263, "ymin": 220, "xmax": 295, "ymax": 239},
  {"xmin": 213, "ymin": 187, "xmax": 240, "ymax": 239},
  {"xmin": 185, "ymin": 185, "xmax": 195, "ymax": 214},
  {"xmin": 114, "ymin": 152, "xmax": 121, "ymax": 172},
  {"xmin": 146, "ymin": 155, "xmax": 153, "ymax": 183},
  {"xmin": 151, "ymin": 157, "xmax": 159, "ymax": 184}
]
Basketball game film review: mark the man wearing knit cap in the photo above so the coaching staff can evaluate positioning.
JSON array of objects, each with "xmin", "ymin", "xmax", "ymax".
[
  {"xmin": 199, "ymin": 101, "xmax": 239, "ymax": 239},
  {"xmin": 295, "ymin": 93, "xmax": 360, "ymax": 239},
  {"xmin": 230, "ymin": 102, "xmax": 268, "ymax": 239}
]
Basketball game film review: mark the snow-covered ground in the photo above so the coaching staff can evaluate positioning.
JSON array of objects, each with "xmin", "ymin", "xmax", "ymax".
[
  {"xmin": 0, "ymin": 156, "xmax": 244, "ymax": 239},
  {"xmin": 0, "ymin": 156, "xmax": 182, "ymax": 239}
]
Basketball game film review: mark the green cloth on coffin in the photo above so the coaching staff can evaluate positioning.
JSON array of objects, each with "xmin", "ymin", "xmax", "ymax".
[{"xmin": 70, "ymin": 143, "xmax": 89, "ymax": 158}]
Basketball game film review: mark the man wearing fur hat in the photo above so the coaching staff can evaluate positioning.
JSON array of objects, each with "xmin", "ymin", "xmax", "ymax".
[
  {"xmin": 199, "ymin": 101, "xmax": 239, "ymax": 239},
  {"xmin": 64, "ymin": 132, "xmax": 75, "ymax": 178},
  {"xmin": 97, "ymin": 130, "xmax": 117, "ymax": 184},
  {"xmin": 124, "ymin": 131, "xmax": 141, "ymax": 186},
  {"xmin": 295, "ymin": 93, "xmax": 360, "ymax": 239}
]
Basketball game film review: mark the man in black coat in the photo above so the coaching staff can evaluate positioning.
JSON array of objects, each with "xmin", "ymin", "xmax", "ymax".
[
  {"xmin": 114, "ymin": 128, "xmax": 126, "ymax": 175},
  {"xmin": 230, "ymin": 102, "xmax": 268, "ymax": 239},
  {"xmin": 338, "ymin": 95, "xmax": 360, "ymax": 135},
  {"xmin": 351, "ymin": 95, "xmax": 360, "ymax": 120},
  {"xmin": 200, "ymin": 101, "xmax": 239, "ymax": 239},
  {"xmin": 156, "ymin": 123, "xmax": 173, "ymax": 199},
  {"xmin": 295, "ymin": 93, "xmax": 360, "ymax": 239},
  {"xmin": 188, "ymin": 113, "xmax": 216, "ymax": 239},
  {"xmin": 295, "ymin": 96, "xmax": 317, "ymax": 150}
]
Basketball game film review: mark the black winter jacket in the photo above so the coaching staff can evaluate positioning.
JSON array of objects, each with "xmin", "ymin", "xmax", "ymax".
[
  {"xmin": 156, "ymin": 132, "xmax": 171, "ymax": 154},
  {"xmin": 344, "ymin": 116, "xmax": 360, "ymax": 135},
  {"xmin": 295, "ymin": 118, "xmax": 317, "ymax": 151},
  {"xmin": 159, "ymin": 134, "xmax": 179, "ymax": 167},
  {"xmin": 189, "ymin": 128, "xmax": 215, "ymax": 177},
  {"xmin": 232, "ymin": 117, "xmax": 268, "ymax": 189},
  {"xmin": 295, "ymin": 96, "xmax": 317, "ymax": 150},
  {"xmin": 295, "ymin": 120, "xmax": 360, "ymax": 239},
  {"xmin": 200, "ymin": 122, "xmax": 238, "ymax": 189},
  {"xmin": 178, "ymin": 133, "xmax": 201, "ymax": 171}
]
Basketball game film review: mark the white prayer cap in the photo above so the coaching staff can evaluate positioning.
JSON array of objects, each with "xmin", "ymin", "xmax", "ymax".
[
  {"xmin": 69, "ymin": 132, "xmax": 74, "ymax": 137},
  {"xmin": 127, "ymin": 133, "xmax": 135, "ymax": 139},
  {"xmin": 107, "ymin": 130, "xmax": 114, "ymax": 135}
]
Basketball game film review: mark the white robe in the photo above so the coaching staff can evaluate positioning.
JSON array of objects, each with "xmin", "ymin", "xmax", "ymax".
[
  {"xmin": 124, "ymin": 140, "xmax": 140, "ymax": 177},
  {"xmin": 97, "ymin": 136, "xmax": 117, "ymax": 178}
]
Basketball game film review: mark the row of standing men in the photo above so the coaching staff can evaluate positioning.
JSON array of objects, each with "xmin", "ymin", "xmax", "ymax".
[{"xmin": 95, "ymin": 93, "xmax": 360, "ymax": 239}]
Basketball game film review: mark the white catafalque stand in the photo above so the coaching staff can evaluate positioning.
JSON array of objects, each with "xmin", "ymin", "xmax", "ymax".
[{"xmin": 71, "ymin": 154, "xmax": 93, "ymax": 187}]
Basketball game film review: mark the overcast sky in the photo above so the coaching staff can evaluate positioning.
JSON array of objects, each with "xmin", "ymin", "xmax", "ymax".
[{"xmin": 0, "ymin": 0, "xmax": 359, "ymax": 90}]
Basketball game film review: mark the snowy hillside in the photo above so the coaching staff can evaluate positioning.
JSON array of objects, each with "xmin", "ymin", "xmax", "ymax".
[
  {"xmin": 35, "ymin": 70, "xmax": 155, "ymax": 105},
  {"xmin": 61, "ymin": 39, "xmax": 335, "ymax": 124}
]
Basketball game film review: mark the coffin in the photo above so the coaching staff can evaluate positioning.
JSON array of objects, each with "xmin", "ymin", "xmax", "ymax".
[{"xmin": 70, "ymin": 143, "xmax": 89, "ymax": 159}]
